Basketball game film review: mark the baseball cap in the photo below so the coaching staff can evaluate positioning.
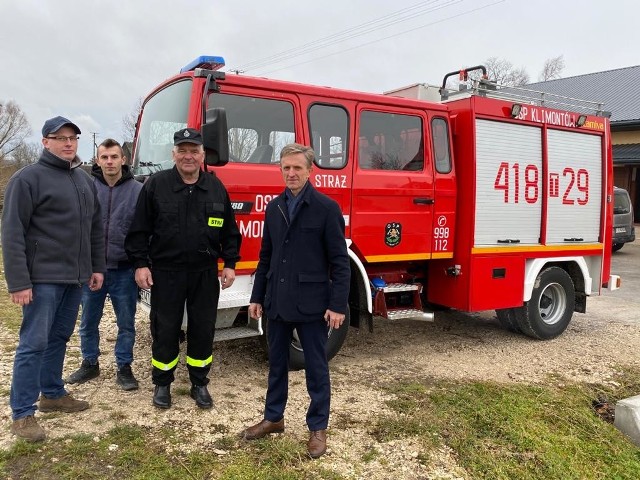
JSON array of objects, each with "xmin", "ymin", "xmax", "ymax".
[
  {"xmin": 174, "ymin": 128, "xmax": 203, "ymax": 146},
  {"xmin": 42, "ymin": 116, "xmax": 81, "ymax": 137}
]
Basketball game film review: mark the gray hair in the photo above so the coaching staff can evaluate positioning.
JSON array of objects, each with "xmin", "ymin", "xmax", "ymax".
[{"xmin": 279, "ymin": 143, "xmax": 315, "ymax": 168}]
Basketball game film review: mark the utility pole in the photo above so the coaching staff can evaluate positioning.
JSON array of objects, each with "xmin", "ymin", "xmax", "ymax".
[{"xmin": 91, "ymin": 132, "xmax": 99, "ymax": 162}]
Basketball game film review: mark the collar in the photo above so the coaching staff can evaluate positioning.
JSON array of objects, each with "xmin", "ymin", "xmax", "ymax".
[
  {"xmin": 39, "ymin": 149, "xmax": 82, "ymax": 170},
  {"xmin": 285, "ymin": 181, "xmax": 310, "ymax": 202},
  {"xmin": 171, "ymin": 166, "xmax": 209, "ymax": 192}
]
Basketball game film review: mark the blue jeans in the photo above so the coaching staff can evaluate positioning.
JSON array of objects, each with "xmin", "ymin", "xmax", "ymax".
[
  {"xmin": 10, "ymin": 283, "xmax": 82, "ymax": 420},
  {"xmin": 79, "ymin": 267, "xmax": 137, "ymax": 368}
]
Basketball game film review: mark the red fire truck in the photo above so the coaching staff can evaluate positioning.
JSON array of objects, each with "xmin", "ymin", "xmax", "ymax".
[{"xmin": 132, "ymin": 56, "xmax": 620, "ymax": 369}]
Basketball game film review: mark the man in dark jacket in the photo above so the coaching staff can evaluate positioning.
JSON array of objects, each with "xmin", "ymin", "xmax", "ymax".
[
  {"xmin": 67, "ymin": 139, "xmax": 142, "ymax": 390},
  {"xmin": 1, "ymin": 116, "xmax": 105, "ymax": 442},
  {"xmin": 241, "ymin": 143, "xmax": 350, "ymax": 459},
  {"xmin": 125, "ymin": 128, "xmax": 241, "ymax": 410}
]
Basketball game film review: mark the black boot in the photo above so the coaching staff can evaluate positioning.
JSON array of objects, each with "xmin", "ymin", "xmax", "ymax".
[
  {"xmin": 66, "ymin": 360, "xmax": 100, "ymax": 384},
  {"xmin": 116, "ymin": 365, "xmax": 139, "ymax": 391},
  {"xmin": 153, "ymin": 385, "xmax": 171, "ymax": 409},
  {"xmin": 190, "ymin": 385, "xmax": 213, "ymax": 409}
]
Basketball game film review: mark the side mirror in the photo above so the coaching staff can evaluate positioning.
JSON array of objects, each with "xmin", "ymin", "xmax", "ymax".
[{"xmin": 201, "ymin": 107, "xmax": 229, "ymax": 167}]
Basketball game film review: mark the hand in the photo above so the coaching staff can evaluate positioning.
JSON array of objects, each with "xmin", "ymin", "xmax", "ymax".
[
  {"xmin": 135, "ymin": 267, "xmax": 153, "ymax": 289},
  {"xmin": 10, "ymin": 288, "xmax": 32, "ymax": 306},
  {"xmin": 248, "ymin": 302, "xmax": 263, "ymax": 320},
  {"xmin": 324, "ymin": 309, "xmax": 346, "ymax": 329},
  {"xmin": 89, "ymin": 273, "xmax": 104, "ymax": 291},
  {"xmin": 220, "ymin": 267, "xmax": 235, "ymax": 290}
]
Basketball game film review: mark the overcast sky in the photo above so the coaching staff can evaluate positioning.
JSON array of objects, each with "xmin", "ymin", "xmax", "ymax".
[{"xmin": 1, "ymin": 0, "xmax": 638, "ymax": 162}]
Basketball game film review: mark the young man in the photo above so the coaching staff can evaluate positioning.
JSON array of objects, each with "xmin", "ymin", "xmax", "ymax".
[
  {"xmin": 67, "ymin": 139, "xmax": 142, "ymax": 390},
  {"xmin": 1, "ymin": 116, "xmax": 105, "ymax": 442},
  {"xmin": 241, "ymin": 143, "xmax": 350, "ymax": 458},
  {"xmin": 125, "ymin": 128, "xmax": 241, "ymax": 410}
]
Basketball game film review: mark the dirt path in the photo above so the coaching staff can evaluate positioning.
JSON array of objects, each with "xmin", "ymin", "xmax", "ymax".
[{"xmin": 1, "ymin": 290, "xmax": 639, "ymax": 479}]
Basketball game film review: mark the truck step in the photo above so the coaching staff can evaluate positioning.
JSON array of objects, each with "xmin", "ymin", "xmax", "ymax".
[
  {"xmin": 387, "ymin": 308, "xmax": 435, "ymax": 322},
  {"xmin": 379, "ymin": 283, "xmax": 421, "ymax": 293},
  {"xmin": 214, "ymin": 326, "xmax": 261, "ymax": 342},
  {"xmin": 218, "ymin": 290, "xmax": 252, "ymax": 309}
]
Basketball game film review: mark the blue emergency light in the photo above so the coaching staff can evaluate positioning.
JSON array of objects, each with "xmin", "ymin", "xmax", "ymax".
[{"xmin": 180, "ymin": 55, "xmax": 226, "ymax": 73}]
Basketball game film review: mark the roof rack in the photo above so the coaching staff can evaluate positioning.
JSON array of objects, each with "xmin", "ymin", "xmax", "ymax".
[{"xmin": 440, "ymin": 66, "xmax": 609, "ymax": 117}]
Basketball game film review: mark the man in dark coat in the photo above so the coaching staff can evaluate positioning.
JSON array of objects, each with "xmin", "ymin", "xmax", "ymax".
[
  {"xmin": 125, "ymin": 128, "xmax": 241, "ymax": 410},
  {"xmin": 2, "ymin": 116, "xmax": 105, "ymax": 442},
  {"xmin": 241, "ymin": 143, "xmax": 350, "ymax": 459}
]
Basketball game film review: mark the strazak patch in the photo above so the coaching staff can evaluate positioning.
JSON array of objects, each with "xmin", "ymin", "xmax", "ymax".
[
  {"xmin": 208, "ymin": 217, "xmax": 224, "ymax": 227},
  {"xmin": 385, "ymin": 222, "xmax": 401, "ymax": 247}
]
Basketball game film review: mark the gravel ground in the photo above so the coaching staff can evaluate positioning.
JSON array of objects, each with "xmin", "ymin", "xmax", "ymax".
[{"xmin": 0, "ymin": 282, "xmax": 639, "ymax": 479}]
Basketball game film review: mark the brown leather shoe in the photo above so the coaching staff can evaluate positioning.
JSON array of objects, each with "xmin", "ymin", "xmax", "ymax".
[
  {"xmin": 307, "ymin": 429, "xmax": 327, "ymax": 458},
  {"xmin": 241, "ymin": 418, "xmax": 284, "ymax": 440}
]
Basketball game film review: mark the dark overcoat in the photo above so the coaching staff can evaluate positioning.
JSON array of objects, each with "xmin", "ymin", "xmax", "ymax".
[{"xmin": 250, "ymin": 183, "xmax": 350, "ymax": 322}]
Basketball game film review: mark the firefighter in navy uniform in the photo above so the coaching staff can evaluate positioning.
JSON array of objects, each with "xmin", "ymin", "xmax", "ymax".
[{"xmin": 125, "ymin": 128, "xmax": 241, "ymax": 409}]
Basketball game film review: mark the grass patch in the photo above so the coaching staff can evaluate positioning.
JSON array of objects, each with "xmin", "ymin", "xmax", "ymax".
[
  {"xmin": 373, "ymin": 369, "xmax": 640, "ymax": 479},
  {"xmin": 0, "ymin": 424, "xmax": 350, "ymax": 480}
]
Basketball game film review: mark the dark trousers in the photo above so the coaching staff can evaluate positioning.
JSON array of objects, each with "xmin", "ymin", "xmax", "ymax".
[
  {"xmin": 264, "ymin": 317, "xmax": 330, "ymax": 431},
  {"xmin": 150, "ymin": 269, "xmax": 219, "ymax": 386}
]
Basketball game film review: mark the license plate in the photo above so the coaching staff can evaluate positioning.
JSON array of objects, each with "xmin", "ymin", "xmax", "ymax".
[{"xmin": 616, "ymin": 227, "xmax": 626, "ymax": 233}]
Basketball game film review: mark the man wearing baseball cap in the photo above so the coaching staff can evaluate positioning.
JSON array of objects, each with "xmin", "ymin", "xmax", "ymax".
[
  {"xmin": 1, "ymin": 116, "xmax": 105, "ymax": 441},
  {"xmin": 126, "ymin": 127, "xmax": 241, "ymax": 410}
]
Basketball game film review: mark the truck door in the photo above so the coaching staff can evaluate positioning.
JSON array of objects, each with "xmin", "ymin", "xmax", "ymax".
[{"xmin": 351, "ymin": 106, "xmax": 434, "ymax": 262}]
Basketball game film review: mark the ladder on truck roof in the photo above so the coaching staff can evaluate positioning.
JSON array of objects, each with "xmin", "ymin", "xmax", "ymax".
[{"xmin": 438, "ymin": 65, "xmax": 609, "ymax": 117}]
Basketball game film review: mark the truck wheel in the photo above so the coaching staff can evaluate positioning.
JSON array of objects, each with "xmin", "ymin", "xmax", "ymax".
[
  {"xmin": 495, "ymin": 308, "xmax": 521, "ymax": 333},
  {"xmin": 259, "ymin": 308, "xmax": 351, "ymax": 371},
  {"xmin": 514, "ymin": 267, "xmax": 575, "ymax": 340}
]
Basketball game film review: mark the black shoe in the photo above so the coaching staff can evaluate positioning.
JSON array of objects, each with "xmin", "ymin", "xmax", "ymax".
[
  {"xmin": 153, "ymin": 385, "xmax": 171, "ymax": 409},
  {"xmin": 116, "ymin": 365, "xmax": 139, "ymax": 391},
  {"xmin": 190, "ymin": 384, "xmax": 213, "ymax": 409},
  {"xmin": 66, "ymin": 360, "xmax": 100, "ymax": 384}
]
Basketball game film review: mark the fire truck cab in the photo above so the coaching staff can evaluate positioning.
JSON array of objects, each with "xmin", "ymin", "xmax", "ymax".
[{"xmin": 131, "ymin": 56, "xmax": 619, "ymax": 369}]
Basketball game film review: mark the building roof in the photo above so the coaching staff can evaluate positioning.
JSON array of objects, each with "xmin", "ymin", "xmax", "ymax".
[
  {"xmin": 612, "ymin": 143, "xmax": 640, "ymax": 164},
  {"xmin": 525, "ymin": 65, "xmax": 640, "ymax": 123}
]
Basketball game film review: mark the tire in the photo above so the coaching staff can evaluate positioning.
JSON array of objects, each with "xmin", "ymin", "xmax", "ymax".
[
  {"xmin": 259, "ymin": 307, "xmax": 351, "ymax": 371},
  {"xmin": 612, "ymin": 242, "xmax": 624, "ymax": 252},
  {"xmin": 495, "ymin": 308, "xmax": 521, "ymax": 333},
  {"xmin": 514, "ymin": 266, "xmax": 575, "ymax": 340}
]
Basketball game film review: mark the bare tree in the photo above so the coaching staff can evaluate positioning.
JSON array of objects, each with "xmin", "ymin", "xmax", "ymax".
[
  {"xmin": 229, "ymin": 127, "xmax": 258, "ymax": 162},
  {"xmin": 0, "ymin": 101, "xmax": 32, "ymax": 159},
  {"xmin": 538, "ymin": 55, "xmax": 565, "ymax": 81},
  {"xmin": 484, "ymin": 57, "xmax": 530, "ymax": 86},
  {"xmin": 10, "ymin": 141, "xmax": 41, "ymax": 167},
  {"xmin": 122, "ymin": 97, "xmax": 143, "ymax": 143}
]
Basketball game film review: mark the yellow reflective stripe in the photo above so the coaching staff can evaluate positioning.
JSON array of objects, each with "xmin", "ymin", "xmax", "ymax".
[
  {"xmin": 186, "ymin": 355, "xmax": 213, "ymax": 368},
  {"xmin": 151, "ymin": 355, "xmax": 179, "ymax": 371}
]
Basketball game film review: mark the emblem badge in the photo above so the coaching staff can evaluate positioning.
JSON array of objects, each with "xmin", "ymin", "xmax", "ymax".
[
  {"xmin": 184, "ymin": 130, "xmax": 190, "ymax": 137},
  {"xmin": 385, "ymin": 222, "xmax": 401, "ymax": 247}
]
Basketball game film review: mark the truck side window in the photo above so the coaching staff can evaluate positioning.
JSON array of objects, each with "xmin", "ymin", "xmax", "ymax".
[
  {"xmin": 309, "ymin": 104, "xmax": 348, "ymax": 169},
  {"xmin": 358, "ymin": 111, "xmax": 423, "ymax": 171},
  {"xmin": 432, "ymin": 117, "xmax": 452, "ymax": 174},
  {"xmin": 209, "ymin": 93, "xmax": 295, "ymax": 164}
]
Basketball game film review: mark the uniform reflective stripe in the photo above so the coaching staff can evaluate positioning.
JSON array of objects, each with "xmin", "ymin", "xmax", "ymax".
[
  {"xmin": 186, "ymin": 355, "xmax": 213, "ymax": 368},
  {"xmin": 151, "ymin": 356, "xmax": 179, "ymax": 371}
]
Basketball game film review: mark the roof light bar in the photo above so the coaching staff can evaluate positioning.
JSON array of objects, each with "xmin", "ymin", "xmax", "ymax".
[{"xmin": 180, "ymin": 55, "xmax": 225, "ymax": 73}]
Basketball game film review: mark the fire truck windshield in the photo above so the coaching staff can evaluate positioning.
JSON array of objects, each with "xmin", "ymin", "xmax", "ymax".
[{"xmin": 133, "ymin": 80, "xmax": 192, "ymax": 176}]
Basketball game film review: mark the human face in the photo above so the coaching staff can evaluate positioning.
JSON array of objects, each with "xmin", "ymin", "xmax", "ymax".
[
  {"xmin": 172, "ymin": 143, "xmax": 204, "ymax": 181},
  {"xmin": 42, "ymin": 126, "xmax": 78, "ymax": 162},
  {"xmin": 280, "ymin": 152, "xmax": 311, "ymax": 196},
  {"xmin": 96, "ymin": 145, "xmax": 125, "ymax": 183}
]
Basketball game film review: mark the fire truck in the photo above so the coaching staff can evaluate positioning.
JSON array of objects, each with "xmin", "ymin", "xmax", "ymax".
[{"xmin": 131, "ymin": 56, "xmax": 620, "ymax": 369}]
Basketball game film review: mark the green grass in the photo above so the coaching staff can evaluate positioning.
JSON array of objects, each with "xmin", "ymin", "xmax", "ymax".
[{"xmin": 373, "ymin": 368, "xmax": 640, "ymax": 479}]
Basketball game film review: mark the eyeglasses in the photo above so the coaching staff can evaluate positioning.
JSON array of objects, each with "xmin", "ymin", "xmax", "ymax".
[{"xmin": 46, "ymin": 135, "xmax": 79, "ymax": 142}]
